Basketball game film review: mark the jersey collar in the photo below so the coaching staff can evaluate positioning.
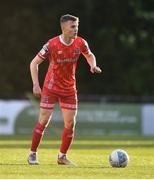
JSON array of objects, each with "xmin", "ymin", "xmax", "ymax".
[{"xmin": 59, "ymin": 35, "xmax": 74, "ymax": 46}]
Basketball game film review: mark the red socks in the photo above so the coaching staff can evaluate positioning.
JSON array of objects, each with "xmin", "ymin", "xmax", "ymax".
[
  {"xmin": 60, "ymin": 127, "xmax": 74, "ymax": 154},
  {"xmin": 31, "ymin": 123, "xmax": 74, "ymax": 154},
  {"xmin": 31, "ymin": 122, "xmax": 45, "ymax": 152}
]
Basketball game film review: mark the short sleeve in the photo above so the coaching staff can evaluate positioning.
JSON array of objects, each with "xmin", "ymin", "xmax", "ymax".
[
  {"xmin": 81, "ymin": 39, "xmax": 92, "ymax": 55},
  {"xmin": 38, "ymin": 42, "xmax": 49, "ymax": 60}
]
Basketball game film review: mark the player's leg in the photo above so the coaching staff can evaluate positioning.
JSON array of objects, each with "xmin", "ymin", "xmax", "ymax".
[
  {"xmin": 60, "ymin": 108, "xmax": 77, "ymax": 153},
  {"xmin": 57, "ymin": 93, "xmax": 78, "ymax": 165},
  {"xmin": 30, "ymin": 108, "xmax": 53, "ymax": 153},
  {"xmin": 58, "ymin": 108, "xmax": 77, "ymax": 166},
  {"xmin": 28, "ymin": 88, "xmax": 57, "ymax": 165},
  {"xmin": 28, "ymin": 108, "xmax": 53, "ymax": 165}
]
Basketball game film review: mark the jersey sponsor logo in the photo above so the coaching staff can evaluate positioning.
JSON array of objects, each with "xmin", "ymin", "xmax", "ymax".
[
  {"xmin": 57, "ymin": 58, "xmax": 78, "ymax": 63},
  {"xmin": 74, "ymin": 48, "xmax": 80, "ymax": 54}
]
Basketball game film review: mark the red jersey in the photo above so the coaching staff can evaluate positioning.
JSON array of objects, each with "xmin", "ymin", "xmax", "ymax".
[{"xmin": 38, "ymin": 35, "xmax": 91, "ymax": 94}]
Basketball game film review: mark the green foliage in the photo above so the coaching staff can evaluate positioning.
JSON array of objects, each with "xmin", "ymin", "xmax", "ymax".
[{"xmin": 0, "ymin": 0, "xmax": 154, "ymax": 98}]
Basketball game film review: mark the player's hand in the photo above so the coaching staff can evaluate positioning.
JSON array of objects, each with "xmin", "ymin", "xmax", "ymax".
[
  {"xmin": 33, "ymin": 84, "xmax": 42, "ymax": 97},
  {"xmin": 90, "ymin": 66, "xmax": 102, "ymax": 73}
]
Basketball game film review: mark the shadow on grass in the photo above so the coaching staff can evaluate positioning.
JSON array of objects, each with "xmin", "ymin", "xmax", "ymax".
[
  {"xmin": 1, "ymin": 135, "xmax": 154, "ymax": 141},
  {"xmin": 0, "ymin": 163, "xmax": 28, "ymax": 166},
  {"xmin": 0, "ymin": 163, "xmax": 54, "ymax": 166},
  {"xmin": 0, "ymin": 163, "xmax": 109, "ymax": 169},
  {"xmin": 0, "ymin": 143, "xmax": 154, "ymax": 149},
  {"xmin": 0, "ymin": 135, "xmax": 154, "ymax": 149}
]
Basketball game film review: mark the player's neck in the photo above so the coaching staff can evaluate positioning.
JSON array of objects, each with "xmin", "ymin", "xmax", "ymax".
[{"xmin": 61, "ymin": 34, "xmax": 74, "ymax": 45}]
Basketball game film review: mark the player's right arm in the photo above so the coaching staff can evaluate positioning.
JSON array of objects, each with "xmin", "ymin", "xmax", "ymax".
[
  {"xmin": 30, "ymin": 41, "xmax": 50, "ymax": 97},
  {"xmin": 30, "ymin": 55, "xmax": 44, "ymax": 97}
]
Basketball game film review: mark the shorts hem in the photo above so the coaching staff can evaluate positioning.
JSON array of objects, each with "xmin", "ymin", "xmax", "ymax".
[
  {"xmin": 40, "ymin": 106, "xmax": 54, "ymax": 110},
  {"xmin": 60, "ymin": 106, "xmax": 78, "ymax": 110}
]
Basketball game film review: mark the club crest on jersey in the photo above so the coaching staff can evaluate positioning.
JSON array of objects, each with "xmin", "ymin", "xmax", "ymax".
[
  {"xmin": 74, "ymin": 48, "xmax": 80, "ymax": 54},
  {"xmin": 57, "ymin": 50, "xmax": 63, "ymax": 54}
]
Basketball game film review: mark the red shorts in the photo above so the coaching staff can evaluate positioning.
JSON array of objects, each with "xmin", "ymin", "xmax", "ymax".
[{"xmin": 40, "ymin": 87, "xmax": 78, "ymax": 110}]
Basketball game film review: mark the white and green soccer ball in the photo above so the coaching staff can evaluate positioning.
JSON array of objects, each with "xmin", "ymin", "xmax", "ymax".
[{"xmin": 109, "ymin": 149, "xmax": 129, "ymax": 168}]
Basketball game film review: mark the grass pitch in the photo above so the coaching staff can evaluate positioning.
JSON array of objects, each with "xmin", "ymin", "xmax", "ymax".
[{"xmin": 0, "ymin": 135, "xmax": 154, "ymax": 179}]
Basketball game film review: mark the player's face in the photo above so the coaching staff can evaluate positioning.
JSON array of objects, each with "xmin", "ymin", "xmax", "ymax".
[{"xmin": 62, "ymin": 20, "xmax": 79, "ymax": 39}]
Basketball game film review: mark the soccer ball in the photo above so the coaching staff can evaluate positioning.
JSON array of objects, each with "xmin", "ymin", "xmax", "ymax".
[{"xmin": 109, "ymin": 149, "xmax": 129, "ymax": 168}]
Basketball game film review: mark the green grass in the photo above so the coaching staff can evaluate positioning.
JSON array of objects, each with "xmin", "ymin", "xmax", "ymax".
[{"xmin": 0, "ymin": 135, "xmax": 154, "ymax": 179}]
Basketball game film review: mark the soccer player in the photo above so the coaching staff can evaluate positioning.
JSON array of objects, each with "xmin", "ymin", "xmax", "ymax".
[{"xmin": 28, "ymin": 14, "xmax": 102, "ymax": 166}]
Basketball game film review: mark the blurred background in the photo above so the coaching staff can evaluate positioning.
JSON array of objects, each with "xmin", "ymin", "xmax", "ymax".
[{"xmin": 0, "ymin": 0, "xmax": 154, "ymax": 136}]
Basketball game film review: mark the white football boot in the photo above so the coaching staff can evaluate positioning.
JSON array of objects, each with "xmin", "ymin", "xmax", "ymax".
[{"xmin": 28, "ymin": 152, "xmax": 39, "ymax": 165}]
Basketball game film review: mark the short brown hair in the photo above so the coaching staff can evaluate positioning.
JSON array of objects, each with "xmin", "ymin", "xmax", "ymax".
[{"xmin": 60, "ymin": 14, "xmax": 79, "ymax": 24}]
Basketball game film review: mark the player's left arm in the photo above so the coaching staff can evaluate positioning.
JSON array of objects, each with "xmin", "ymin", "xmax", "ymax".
[
  {"xmin": 81, "ymin": 39, "xmax": 102, "ymax": 73},
  {"xmin": 83, "ymin": 52, "xmax": 102, "ymax": 73}
]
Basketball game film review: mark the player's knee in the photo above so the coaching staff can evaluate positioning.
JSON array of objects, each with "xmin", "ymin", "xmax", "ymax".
[
  {"xmin": 38, "ymin": 118, "xmax": 49, "ymax": 127},
  {"xmin": 38, "ymin": 109, "xmax": 52, "ymax": 127},
  {"xmin": 65, "ymin": 118, "xmax": 76, "ymax": 129}
]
